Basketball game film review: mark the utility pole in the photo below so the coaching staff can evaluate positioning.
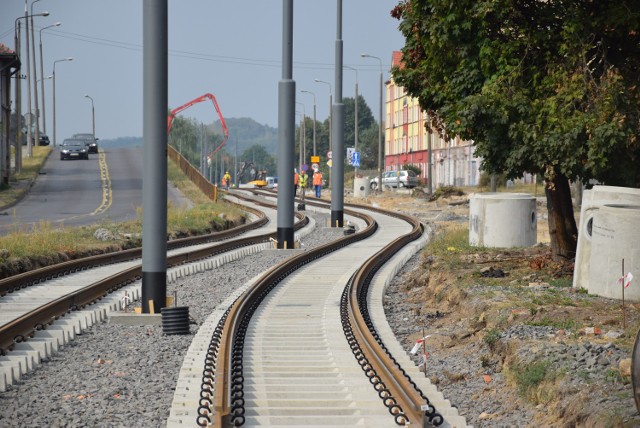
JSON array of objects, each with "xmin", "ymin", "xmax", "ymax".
[
  {"xmin": 276, "ymin": 0, "xmax": 295, "ymax": 249},
  {"xmin": 141, "ymin": 0, "xmax": 168, "ymax": 314},
  {"xmin": 331, "ymin": 0, "xmax": 345, "ymax": 227}
]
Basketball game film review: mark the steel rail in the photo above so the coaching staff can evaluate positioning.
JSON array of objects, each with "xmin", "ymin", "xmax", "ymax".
[
  {"xmin": 0, "ymin": 200, "xmax": 267, "ymax": 297},
  {"xmin": 209, "ymin": 194, "xmax": 443, "ymax": 427},
  {"xmin": 0, "ymin": 207, "xmax": 307, "ymax": 355},
  {"xmin": 346, "ymin": 214, "xmax": 443, "ymax": 426},
  {"xmin": 211, "ymin": 207, "xmax": 377, "ymax": 427}
]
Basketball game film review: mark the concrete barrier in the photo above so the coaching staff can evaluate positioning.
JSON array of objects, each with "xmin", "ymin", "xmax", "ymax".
[
  {"xmin": 588, "ymin": 204, "xmax": 640, "ymax": 301},
  {"xmin": 573, "ymin": 185, "xmax": 640, "ymax": 290},
  {"xmin": 469, "ymin": 193, "xmax": 536, "ymax": 248}
]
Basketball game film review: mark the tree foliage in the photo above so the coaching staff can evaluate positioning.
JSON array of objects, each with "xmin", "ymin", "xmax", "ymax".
[{"xmin": 391, "ymin": 0, "xmax": 640, "ymax": 259}]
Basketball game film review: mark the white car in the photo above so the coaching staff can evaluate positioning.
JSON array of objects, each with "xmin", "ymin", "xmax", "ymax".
[{"xmin": 370, "ymin": 170, "xmax": 419, "ymax": 190}]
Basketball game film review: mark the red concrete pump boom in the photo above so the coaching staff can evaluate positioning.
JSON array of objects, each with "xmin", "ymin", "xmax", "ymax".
[{"xmin": 167, "ymin": 93, "xmax": 229, "ymax": 161}]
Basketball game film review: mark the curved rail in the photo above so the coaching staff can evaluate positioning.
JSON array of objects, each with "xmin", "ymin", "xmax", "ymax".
[
  {"xmin": 0, "ymin": 200, "xmax": 267, "ymax": 298},
  {"xmin": 345, "ymin": 215, "xmax": 443, "ymax": 426},
  {"xmin": 209, "ymin": 207, "xmax": 377, "ymax": 426},
  {"xmin": 204, "ymin": 197, "xmax": 442, "ymax": 427},
  {"xmin": 0, "ymin": 203, "xmax": 307, "ymax": 356}
]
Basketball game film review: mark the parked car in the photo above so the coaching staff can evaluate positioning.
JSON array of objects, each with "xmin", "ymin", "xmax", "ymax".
[
  {"xmin": 73, "ymin": 133, "xmax": 99, "ymax": 153},
  {"xmin": 370, "ymin": 170, "xmax": 419, "ymax": 190},
  {"xmin": 60, "ymin": 138, "xmax": 89, "ymax": 160},
  {"xmin": 39, "ymin": 134, "xmax": 50, "ymax": 146}
]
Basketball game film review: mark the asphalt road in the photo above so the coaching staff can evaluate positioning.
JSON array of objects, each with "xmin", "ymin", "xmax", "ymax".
[{"xmin": 0, "ymin": 146, "xmax": 188, "ymax": 235}]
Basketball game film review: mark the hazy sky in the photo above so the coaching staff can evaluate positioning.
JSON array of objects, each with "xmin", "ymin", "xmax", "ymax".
[{"xmin": 1, "ymin": 1, "xmax": 405, "ymax": 142}]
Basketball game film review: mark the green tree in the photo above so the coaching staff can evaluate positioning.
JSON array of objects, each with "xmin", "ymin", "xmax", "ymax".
[{"xmin": 391, "ymin": 0, "xmax": 640, "ymax": 260}]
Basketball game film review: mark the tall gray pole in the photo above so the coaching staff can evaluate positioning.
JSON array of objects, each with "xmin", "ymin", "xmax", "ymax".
[
  {"xmin": 141, "ymin": 0, "xmax": 168, "ymax": 314},
  {"xmin": 84, "ymin": 95, "xmax": 95, "ymax": 142},
  {"xmin": 24, "ymin": 4, "xmax": 33, "ymax": 157},
  {"xmin": 377, "ymin": 68, "xmax": 383, "ymax": 190},
  {"xmin": 38, "ymin": 24, "xmax": 57, "ymax": 135},
  {"xmin": 52, "ymin": 57, "xmax": 72, "ymax": 147},
  {"xmin": 427, "ymin": 115, "xmax": 433, "ymax": 195},
  {"xmin": 361, "ymin": 54, "xmax": 383, "ymax": 191},
  {"xmin": 331, "ymin": 0, "xmax": 344, "ymax": 227},
  {"xmin": 52, "ymin": 66, "xmax": 56, "ymax": 146},
  {"xmin": 234, "ymin": 137, "xmax": 238, "ymax": 187},
  {"xmin": 14, "ymin": 20, "xmax": 23, "ymax": 172},
  {"xmin": 276, "ymin": 0, "xmax": 295, "ymax": 249},
  {"xmin": 312, "ymin": 101, "xmax": 316, "ymax": 156},
  {"xmin": 30, "ymin": 0, "xmax": 41, "ymax": 149},
  {"xmin": 344, "ymin": 65, "xmax": 358, "ymax": 176},
  {"xmin": 301, "ymin": 90, "xmax": 316, "ymax": 156},
  {"xmin": 38, "ymin": 24, "xmax": 54, "ymax": 135}
]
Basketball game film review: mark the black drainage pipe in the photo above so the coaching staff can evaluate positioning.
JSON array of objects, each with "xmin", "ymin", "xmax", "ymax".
[{"xmin": 161, "ymin": 306, "xmax": 190, "ymax": 335}]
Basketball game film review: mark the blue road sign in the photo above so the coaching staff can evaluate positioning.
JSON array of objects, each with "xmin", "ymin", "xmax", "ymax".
[{"xmin": 352, "ymin": 151, "xmax": 361, "ymax": 168}]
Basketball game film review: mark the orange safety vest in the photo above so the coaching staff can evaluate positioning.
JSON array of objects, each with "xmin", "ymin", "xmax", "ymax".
[
  {"xmin": 294, "ymin": 173, "xmax": 299, "ymax": 185},
  {"xmin": 313, "ymin": 172, "xmax": 323, "ymax": 186}
]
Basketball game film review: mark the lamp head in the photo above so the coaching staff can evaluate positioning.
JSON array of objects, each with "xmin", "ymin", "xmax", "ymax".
[
  {"xmin": 67, "ymin": 57, "xmax": 73, "ymax": 61},
  {"xmin": 41, "ymin": 11, "xmax": 50, "ymax": 17}
]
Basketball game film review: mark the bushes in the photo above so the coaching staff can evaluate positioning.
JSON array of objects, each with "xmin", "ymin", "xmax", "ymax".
[{"xmin": 433, "ymin": 186, "xmax": 465, "ymax": 199}]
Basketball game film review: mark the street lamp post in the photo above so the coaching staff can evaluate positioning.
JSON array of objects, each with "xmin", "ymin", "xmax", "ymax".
[
  {"xmin": 52, "ymin": 57, "xmax": 73, "ymax": 147},
  {"xmin": 344, "ymin": 65, "xmax": 358, "ymax": 176},
  {"xmin": 361, "ymin": 53, "xmax": 383, "ymax": 192},
  {"xmin": 300, "ymin": 90, "xmax": 316, "ymax": 156},
  {"xmin": 84, "ymin": 94, "xmax": 95, "ymax": 143},
  {"xmin": 314, "ymin": 79, "xmax": 332, "ymax": 160},
  {"xmin": 23, "ymin": 6, "xmax": 49, "ymax": 157},
  {"xmin": 14, "ymin": 17, "xmax": 24, "ymax": 171},
  {"xmin": 39, "ymin": 22, "xmax": 60, "ymax": 135},
  {"xmin": 296, "ymin": 102, "xmax": 306, "ymax": 171},
  {"xmin": 30, "ymin": 0, "xmax": 43, "ymax": 152}
]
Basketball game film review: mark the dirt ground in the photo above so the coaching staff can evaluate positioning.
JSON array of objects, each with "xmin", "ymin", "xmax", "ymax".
[{"xmin": 345, "ymin": 187, "xmax": 640, "ymax": 427}]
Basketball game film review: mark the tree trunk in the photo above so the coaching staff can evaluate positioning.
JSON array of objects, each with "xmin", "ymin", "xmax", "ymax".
[{"xmin": 545, "ymin": 173, "xmax": 578, "ymax": 261}]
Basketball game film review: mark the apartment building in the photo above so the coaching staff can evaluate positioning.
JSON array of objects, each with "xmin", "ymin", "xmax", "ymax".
[{"xmin": 384, "ymin": 51, "xmax": 481, "ymax": 188}]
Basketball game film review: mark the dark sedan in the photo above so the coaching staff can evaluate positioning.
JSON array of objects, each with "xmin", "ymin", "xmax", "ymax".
[
  {"xmin": 73, "ymin": 133, "xmax": 99, "ymax": 154},
  {"xmin": 60, "ymin": 139, "xmax": 89, "ymax": 160}
]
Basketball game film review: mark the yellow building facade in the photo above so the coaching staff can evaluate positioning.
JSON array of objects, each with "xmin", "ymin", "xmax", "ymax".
[{"xmin": 384, "ymin": 51, "xmax": 481, "ymax": 187}]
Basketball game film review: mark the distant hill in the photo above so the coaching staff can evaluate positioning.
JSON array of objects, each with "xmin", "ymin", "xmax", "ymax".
[
  {"xmin": 102, "ymin": 118, "xmax": 278, "ymax": 155},
  {"xmin": 211, "ymin": 117, "xmax": 278, "ymax": 156},
  {"xmin": 100, "ymin": 136, "xmax": 143, "ymax": 148}
]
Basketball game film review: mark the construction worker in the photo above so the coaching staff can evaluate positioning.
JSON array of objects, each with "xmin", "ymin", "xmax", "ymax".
[
  {"xmin": 222, "ymin": 171, "xmax": 231, "ymax": 190},
  {"xmin": 294, "ymin": 169, "xmax": 299, "ymax": 196},
  {"xmin": 313, "ymin": 168, "xmax": 323, "ymax": 198},
  {"xmin": 299, "ymin": 169, "xmax": 308, "ymax": 196}
]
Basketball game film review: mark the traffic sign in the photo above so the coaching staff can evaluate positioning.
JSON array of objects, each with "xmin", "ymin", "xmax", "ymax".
[
  {"xmin": 327, "ymin": 151, "xmax": 332, "ymax": 160},
  {"xmin": 311, "ymin": 162, "xmax": 319, "ymax": 171},
  {"xmin": 346, "ymin": 147, "xmax": 355, "ymax": 165},
  {"xmin": 327, "ymin": 159, "xmax": 333, "ymax": 167},
  {"xmin": 301, "ymin": 164, "xmax": 309, "ymax": 172},
  {"xmin": 352, "ymin": 151, "xmax": 361, "ymax": 168},
  {"xmin": 311, "ymin": 156, "xmax": 320, "ymax": 163}
]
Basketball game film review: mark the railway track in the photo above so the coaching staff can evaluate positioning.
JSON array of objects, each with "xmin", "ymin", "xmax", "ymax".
[
  {"xmin": 0, "ymin": 190, "xmax": 470, "ymax": 427},
  {"xmin": 0, "ymin": 197, "xmax": 303, "ymax": 391},
  {"xmin": 167, "ymin": 190, "xmax": 469, "ymax": 427}
]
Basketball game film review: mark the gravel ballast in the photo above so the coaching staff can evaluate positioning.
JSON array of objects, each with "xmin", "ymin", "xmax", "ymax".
[{"xmin": 0, "ymin": 218, "xmax": 346, "ymax": 427}]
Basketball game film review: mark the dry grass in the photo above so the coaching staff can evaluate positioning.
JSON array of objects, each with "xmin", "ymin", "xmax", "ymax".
[{"xmin": 0, "ymin": 151, "xmax": 244, "ymax": 265}]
